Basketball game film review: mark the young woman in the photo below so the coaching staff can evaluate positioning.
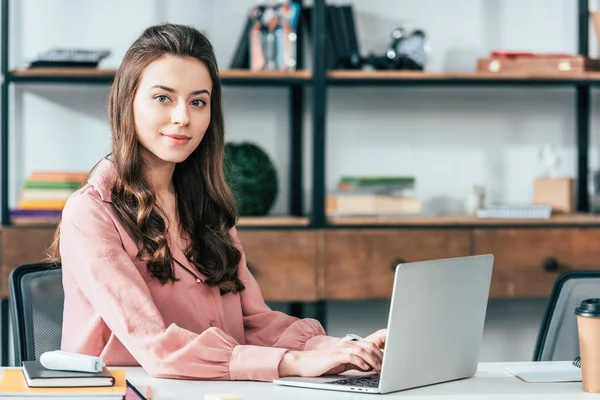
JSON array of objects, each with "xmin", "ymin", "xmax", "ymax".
[{"xmin": 48, "ymin": 23, "xmax": 385, "ymax": 382}]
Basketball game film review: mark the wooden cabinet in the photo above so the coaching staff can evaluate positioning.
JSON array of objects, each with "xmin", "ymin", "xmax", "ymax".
[
  {"xmin": 0, "ymin": 227, "xmax": 320, "ymax": 301},
  {"xmin": 321, "ymin": 229, "xmax": 472, "ymax": 300},
  {"xmin": 236, "ymin": 230, "xmax": 319, "ymax": 302},
  {"xmin": 473, "ymin": 228, "xmax": 600, "ymax": 298},
  {"xmin": 1, "ymin": 227, "xmax": 55, "ymax": 297},
  {"xmin": 2, "ymin": 225, "xmax": 600, "ymax": 301}
]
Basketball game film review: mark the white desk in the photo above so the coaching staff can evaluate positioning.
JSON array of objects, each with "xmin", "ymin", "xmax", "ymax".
[{"xmin": 119, "ymin": 362, "xmax": 599, "ymax": 399}]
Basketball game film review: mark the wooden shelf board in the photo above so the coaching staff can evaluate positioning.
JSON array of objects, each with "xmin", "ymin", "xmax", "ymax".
[
  {"xmin": 328, "ymin": 70, "xmax": 600, "ymax": 82},
  {"xmin": 10, "ymin": 68, "xmax": 312, "ymax": 80},
  {"xmin": 328, "ymin": 214, "xmax": 600, "ymax": 226},
  {"xmin": 8, "ymin": 216, "xmax": 310, "ymax": 229},
  {"xmin": 237, "ymin": 216, "xmax": 310, "ymax": 227},
  {"xmin": 11, "ymin": 68, "xmax": 117, "ymax": 77},
  {"xmin": 9, "ymin": 214, "xmax": 600, "ymax": 228},
  {"xmin": 220, "ymin": 69, "xmax": 311, "ymax": 80},
  {"xmin": 13, "ymin": 68, "xmax": 600, "ymax": 83}
]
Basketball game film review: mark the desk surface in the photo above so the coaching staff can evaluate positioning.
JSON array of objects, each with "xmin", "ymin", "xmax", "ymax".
[{"xmin": 110, "ymin": 361, "xmax": 594, "ymax": 399}]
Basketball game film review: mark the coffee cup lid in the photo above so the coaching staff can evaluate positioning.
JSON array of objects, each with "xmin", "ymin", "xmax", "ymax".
[{"xmin": 575, "ymin": 298, "xmax": 600, "ymax": 317}]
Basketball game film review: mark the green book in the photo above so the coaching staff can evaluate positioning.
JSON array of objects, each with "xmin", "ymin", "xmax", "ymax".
[
  {"xmin": 24, "ymin": 181, "xmax": 81, "ymax": 190},
  {"xmin": 339, "ymin": 176, "xmax": 415, "ymax": 186}
]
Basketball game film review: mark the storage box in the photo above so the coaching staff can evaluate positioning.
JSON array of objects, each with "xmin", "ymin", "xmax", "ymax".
[
  {"xmin": 533, "ymin": 178, "xmax": 575, "ymax": 213},
  {"xmin": 477, "ymin": 55, "xmax": 600, "ymax": 74}
]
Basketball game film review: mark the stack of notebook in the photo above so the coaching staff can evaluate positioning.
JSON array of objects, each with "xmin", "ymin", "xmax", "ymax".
[{"xmin": 0, "ymin": 360, "xmax": 127, "ymax": 398}]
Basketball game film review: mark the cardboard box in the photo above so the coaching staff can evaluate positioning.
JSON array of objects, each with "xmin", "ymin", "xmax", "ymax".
[{"xmin": 533, "ymin": 178, "xmax": 575, "ymax": 213}]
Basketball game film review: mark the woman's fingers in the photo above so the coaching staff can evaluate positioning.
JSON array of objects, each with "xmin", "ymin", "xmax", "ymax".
[
  {"xmin": 348, "ymin": 354, "xmax": 370, "ymax": 372},
  {"xmin": 343, "ymin": 345, "xmax": 381, "ymax": 373},
  {"xmin": 347, "ymin": 341, "xmax": 384, "ymax": 367},
  {"xmin": 364, "ymin": 329, "xmax": 387, "ymax": 348}
]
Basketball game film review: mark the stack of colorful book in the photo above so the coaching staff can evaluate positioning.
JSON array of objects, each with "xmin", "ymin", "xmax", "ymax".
[
  {"xmin": 11, "ymin": 171, "xmax": 88, "ymax": 226},
  {"xmin": 326, "ymin": 175, "xmax": 422, "ymax": 217}
]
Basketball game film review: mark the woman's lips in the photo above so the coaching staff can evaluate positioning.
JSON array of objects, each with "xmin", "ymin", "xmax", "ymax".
[{"xmin": 162, "ymin": 133, "xmax": 191, "ymax": 145}]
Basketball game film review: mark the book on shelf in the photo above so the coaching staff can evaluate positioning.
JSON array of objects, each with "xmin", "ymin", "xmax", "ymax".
[
  {"xmin": 24, "ymin": 180, "xmax": 82, "ymax": 190},
  {"xmin": 19, "ymin": 188, "xmax": 76, "ymax": 201},
  {"xmin": 28, "ymin": 171, "xmax": 88, "ymax": 182},
  {"xmin": 10, "ymin": 209, "xmax": 62, "ymax": 226},
  {"xmin": 336, "ymin": 175, "xmax": 416, "ymax": 197},
  {"xmin": 18, "ymin": 199, "xmax": 68, "ymax": 211},
  {"xmin": 302, "ymin": 4, "xmax": 361, "ymax": 69},
  {"xmin": 338, "ymin": 175, "xmax": 415, "ymax": 189},
  {"xmin": 326, "ymin": 193, "xmax": 422, "ymax": 216},
  {"xmin": 476, "ymin": 204, "xmax": 552, "ymax": 219}
]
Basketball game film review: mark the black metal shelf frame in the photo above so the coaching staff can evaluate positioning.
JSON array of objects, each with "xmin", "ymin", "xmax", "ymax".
[{"xmin": 0, "ymin": 0, "xmax": 308, "ymax": 227}]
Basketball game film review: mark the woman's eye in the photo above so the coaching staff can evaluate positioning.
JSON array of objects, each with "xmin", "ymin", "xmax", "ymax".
[
  {"xmin": 155, "ymin": 95, "xmax": 169, "ymax": 103},
  {"xmin": 191, "ymin": 99, "xmax": 206, "ymax": 107}
]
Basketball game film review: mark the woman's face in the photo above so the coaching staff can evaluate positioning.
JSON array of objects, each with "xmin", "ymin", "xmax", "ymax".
[{"xmin": 133, "ymin": 54, "xmax": 212, "ymax": 165}]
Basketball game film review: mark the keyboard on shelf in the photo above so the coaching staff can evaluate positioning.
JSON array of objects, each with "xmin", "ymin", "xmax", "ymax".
[
  {"xmin": 329, "ymin": 375, "xmax": 380, "ymax": 388},
  {"xmin": 29, "ymin": 49, "xmax": 111, "ymax": 68}
]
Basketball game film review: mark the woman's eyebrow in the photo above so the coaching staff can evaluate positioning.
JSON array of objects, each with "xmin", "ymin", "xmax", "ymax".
[{"xmin": 149, "ymin": 85, "xmax": 211, "ymax": 96}]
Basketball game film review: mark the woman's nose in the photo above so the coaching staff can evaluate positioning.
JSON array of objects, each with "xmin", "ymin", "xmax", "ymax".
[{"xmin": 171, "ymin": 101, "xmax": 190, "ymax": 126}]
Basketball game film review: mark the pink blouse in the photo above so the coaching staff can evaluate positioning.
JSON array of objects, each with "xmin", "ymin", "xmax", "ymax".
[{"xmin": 59, "ymin": 158, "xmax": 339, "ymax": 381}]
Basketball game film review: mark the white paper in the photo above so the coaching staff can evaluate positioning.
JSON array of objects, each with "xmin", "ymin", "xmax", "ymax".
[{"xmin": 505, "ymin": 363, "xmax": 582, "ymax": 383}]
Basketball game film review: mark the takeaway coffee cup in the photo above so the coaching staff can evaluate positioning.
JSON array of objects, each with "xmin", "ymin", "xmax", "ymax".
[{"xmin": 575, "ymin": 298, "xmax": 600, "ymax": 392}]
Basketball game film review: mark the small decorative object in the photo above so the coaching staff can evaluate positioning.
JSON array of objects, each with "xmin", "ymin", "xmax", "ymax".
[
  {"xmin": 248, "ymin": 3, "xmax": 301, "ymax": 71},
  {"xmin": 539, "ymin": 144, "xmax": 560, "ymax": 178},
  {"xmin": 363, "ymin": 25, "xmax": 429, "ymax": 70},
  {"xmin": 464, "ymin": 185, "xmax": 486, "ymax": 215},
  {"xmin": 477, "ymin": 51, "xmax": 600, "ymax": 74},
  {"xmin": 224, "ymin": 142, "xmax": 278, "ymax": 216}
]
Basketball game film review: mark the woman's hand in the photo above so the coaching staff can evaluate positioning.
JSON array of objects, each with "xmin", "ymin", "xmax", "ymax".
[
  {"xmin": 362, "ymin": 328, "xmax": 387, "ymax": 349},
  {"xmin": 278, "ymin": 340, "xmax": 383, "ymax": 377}
]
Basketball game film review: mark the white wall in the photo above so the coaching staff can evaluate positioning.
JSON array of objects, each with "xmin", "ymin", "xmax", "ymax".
[
  {"xmin": 4, "ymin": 0, "xmax": 595, "ymax": 361},
  {"xmin": 9, "ymin": 0, "xmax": 600, "ymax": 213}
]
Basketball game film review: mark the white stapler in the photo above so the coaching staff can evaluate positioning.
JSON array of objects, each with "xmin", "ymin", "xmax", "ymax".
[{"xmin": 39, "ymin": 350, "xmax": 105, "ymax": 373}]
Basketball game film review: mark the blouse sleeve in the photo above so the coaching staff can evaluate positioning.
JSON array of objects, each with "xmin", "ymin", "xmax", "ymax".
[
  {"xmin": 231, "ymin": 228, "xmax": 341, "ymax": 352},
  {"xmin": 59, "ymin": 192, "xmax": 288, "ymax": 381}
]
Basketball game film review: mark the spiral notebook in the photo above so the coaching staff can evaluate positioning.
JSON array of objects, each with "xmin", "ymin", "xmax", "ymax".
[{"xmin": 505, "ymin": 361, "xmax": 582, "ymax": 383}]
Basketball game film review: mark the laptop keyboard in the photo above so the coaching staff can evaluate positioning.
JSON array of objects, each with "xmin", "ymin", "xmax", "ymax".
[{"xmin": 329, "ymin": 375, "xmax": 380, "ymax": 388}]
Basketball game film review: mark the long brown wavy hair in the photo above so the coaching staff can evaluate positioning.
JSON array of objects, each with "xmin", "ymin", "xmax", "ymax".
[{"xmin": 48, "ymin": 23, "xmax": 244, "ymax": 294}]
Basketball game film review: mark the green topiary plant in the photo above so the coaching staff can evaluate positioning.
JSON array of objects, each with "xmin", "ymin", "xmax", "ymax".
[{"xmin": 224, "ymin": 141, "xmax": 278, "ymax": 216}]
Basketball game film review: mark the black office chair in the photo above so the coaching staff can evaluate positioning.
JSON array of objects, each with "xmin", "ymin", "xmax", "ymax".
[
  {"xmin": 533, "ymin": 270, "xmax": 600, "ymax": 361},
  {"xmin": 8, "ymin": 262, "xmax": 64, "ymax": 365}
]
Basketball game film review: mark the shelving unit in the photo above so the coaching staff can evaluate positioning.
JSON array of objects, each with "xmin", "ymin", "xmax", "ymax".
[
  {"xmin": 310, "ymin": 0, "xmax": 594, "ymax": 224},
  {"xmin": 0, "ymin": 0, "xmax": 311, "ymax": 230},
  {"xmin": 2, "ymin": 0, "xmax": 596, "ymax": 229}
]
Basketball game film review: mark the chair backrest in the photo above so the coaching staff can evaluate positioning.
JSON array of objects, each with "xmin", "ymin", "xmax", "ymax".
[
  {"xmin": 8, "ymin": 262, "xmax": 64, "ymax": 366},
  {"xmin": 533, "ymin": 271, "xmax": 600, "ymax": 361}
]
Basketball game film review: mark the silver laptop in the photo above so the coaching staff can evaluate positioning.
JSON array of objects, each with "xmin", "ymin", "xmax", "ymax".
[{"xmin": 273, "ymin": 254, "xmax": 494, "ymax": 394}]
